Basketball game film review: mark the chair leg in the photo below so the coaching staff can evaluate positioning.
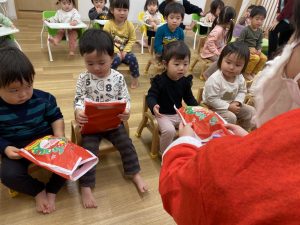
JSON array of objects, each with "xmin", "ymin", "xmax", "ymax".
[
  {"xmin": 135, "ymin": 115, "xmax": 148, "ymax": 137},
  {"xmin": 141, "ymin": 32, "xmax": 144, "ymax": 54},
  {"xmin": 150, "ymin": 129, "xmax": 159, "ymax": 159},
  {"xmin": 47, "ymin": 35, "xmax": 53, "ymax": 61},
  {"xmin": 40, "ymin": 25, "xmax": 44, "ymax": 48},
  {"xmin": 144, "ymin": 60, "xmax": 152, "ymax": 75},
  {"xmin": 193, "ymin": 27, "xmax": 198, "ymax": 50},
  {"xmin": 190, "ymin": 58, "xmax": 199, "ymax": 72}
]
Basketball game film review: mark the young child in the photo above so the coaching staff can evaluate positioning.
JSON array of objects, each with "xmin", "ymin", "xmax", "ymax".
[
  {"xmin": 103, "ymin": 0, "xmax": 139, "ymax": 89},
  {"xmin": 203, "ymin": 41, "xmax": 255, "ymax": 130},
  {"xmin": 159, "ymin": 0, "xmax": 203, "ymax": 30},
  {"xmin": 154, "ymin": 2, "xmax": 185, "ymax": 58},
  {"xmin": 74, "ymin": 29, "xmax": 148, "ymax": 208},
  {"xmin": 238, "ymin": 4, "xmax": 255, "ymax": 26},
  {"xmin": 146, "ymin": 41, "xmax": 198, "ymax": 154},
  {"xmin": 0, "ymin": 12, "xmax": 19, "ymax": 48},
  {"xmin": 143, "ymin": 0, "xmax": 163, "ymax": 46},
  {"xmin": 238, "ymin": 6, "xmax": 267, "ymax": 81},
  {"xmin": 47, "ymin": 0, "xmax": 81, "ymax": 56},
  {"xmin": 201, "ymin": 6, "xmax": 236, "ymax": 79},
  {"xmin": 0, "ymin": 47, "xmax": 65, "ymax": 214},
  {"xmin": 202, "ymin": 0, "xmax": 224, "ymax": 24},
  {"xmin": 88, "ymin": 0, "xmax": 109, "ymax": 20}
]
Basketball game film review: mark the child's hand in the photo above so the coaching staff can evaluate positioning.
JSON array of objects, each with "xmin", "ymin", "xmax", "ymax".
[
  {"xmin": 249, "ymin": 47, "xmax": 257, "ymax": 55},
  {"xmin": 121, "ymin": 51, "xmax": 127, "ymax": 59},
  {"xmin": 228, "ymin": 102, "xmax": 241, "ymax": 114},
  {"xmin": 118, "ymin": 109, "xmax": 130, "ymax": 121},
  {"xmin": 70, "ymin": 20, "xmax": 78, "ymax": 26},
  {"xmin": 257, "ymin": 49, "xmax": 262, "ymax": 55},
  {"xmin": 224, "ymin": 123, "xmax": 249, "ymax": 137},
  {"xmin": 153, "ymin": 104, "xmax": 162, "ymax": 118},
  {"xmin": 179, "ymin": 122, "xmax": 195, "ymax": 138},
  {"xmin": 5, "ymin": 146, "xmax": 22, "ymax": 160},
  {"xmin": 96, "ymin": 7, "xmax": 103, "ymax": 14},
  {"xmin": 75, "ymin": 110, "xmax": 88, "ymax": 126}
]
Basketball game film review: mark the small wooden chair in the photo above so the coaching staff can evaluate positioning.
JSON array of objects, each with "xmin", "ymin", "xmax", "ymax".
[
  {"xmin": 144, "ymin": 37, "xmax": 165, "ymax": 76},
  {"xmin": 70, "ymin": 120, "xmax": 130, "ymax": 155},
  {"xmin": 190, "ymin": 36, "xmax": 213, "ymax": 80},
  {"xmin": 135, "ymin": 88, "xmax": 204, "ymax": 159}
]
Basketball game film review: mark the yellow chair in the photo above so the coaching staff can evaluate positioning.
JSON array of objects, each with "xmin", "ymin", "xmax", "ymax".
[
  {"xmin": 135, "ymin": 88, "xmax": 204, "ymax": 159},
  {"xmin": 190, "ymin": 36, "xmax": 213, "ymax": 80}
]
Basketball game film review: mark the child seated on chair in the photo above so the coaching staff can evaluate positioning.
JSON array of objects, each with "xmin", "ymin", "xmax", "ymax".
[
  {"xmin": 238, "ymin": 4, "xmax": 255, "ymax": 26},
  {"xmin": 146, "ymin": 41, "xmax": 198, "ymax": 154},
  {"xmin": 203, "ymin": 42, "xmax": 255, "ymax": 131},
  {"xmin": 143, "ymin": 0, "xmax": 163, "ymax": 46},
  {"xmin": 0, "ymin": 12, "xmax": 19, "ymax": 48},
  {"xmin": 88, "ymin": 0, "xmax": 109, "ymax": 21},
  {"xmin": 0, "ymin": 47, "xmax": 66, "ymax": 214},
  {"xmin": 74, "ymin": 29, "xmax": 148, "ymax": 208},
  {"xmin": 201, "ymin": 6, "xmax": 236, "ymax": 79},
  {"xmin": 159, "ymin": 0, "xmax": 203, "ymax": 30},
  {"xmin": 46, "ymin": 0, "xmax": 81, "ymax": 56},
  {"xmin": 154, "ymin": 2, "xmax": 185, "ymax": 61},
  {"xmin": 103, "ymin": 0, "xmax": 140, "ymax": 89},
  {"xmin": 238, "ymin": 6, "xmax": 267, "ymax": 81}
]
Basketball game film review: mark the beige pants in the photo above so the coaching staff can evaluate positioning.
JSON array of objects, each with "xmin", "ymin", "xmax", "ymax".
[{"xmin": 156, "ymin": 114, "xmax": 181, "ymax": 153}]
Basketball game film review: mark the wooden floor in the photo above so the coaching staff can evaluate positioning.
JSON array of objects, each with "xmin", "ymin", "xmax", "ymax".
[{"xmin": 0, "ymin": 19, "xmax": 204, "ymax": 225}]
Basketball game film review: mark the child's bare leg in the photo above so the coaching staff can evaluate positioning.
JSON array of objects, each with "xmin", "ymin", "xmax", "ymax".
[
  {"xmin": 47, "ymin": 192, "xmax": 56, "ymax": 213},
  {"xmin": 131, "ymin": 77, "xmax": 139, "ymax": 89},
  {"xmin": 35, "ymin": 189, "xmax": 50, "ymax": 214},
  {"xmin": 80, "ymin": 186, "xmax": 97, "ymax": 208},
  {"xmin": 132, "ymin": 172, "xmax": 148, "ymax": 193}
]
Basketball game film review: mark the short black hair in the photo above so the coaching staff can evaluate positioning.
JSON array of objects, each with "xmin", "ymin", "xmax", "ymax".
[
  {"xmin": 210, "ymin": 0, "xmax": 224, "ymax": 16},
  {"xmin": 217, "ymin": 41, "xmax": 250, "ymax": 73},
  {"xmin": 0, "ymin": 47, "xmax": 35, "ymax": 88},
  {"xmin": 293, "ymin": 0, "xmax": 300, "ymax": 40},
  {"xmin": 56, "ymin": 0, "xmax": 76, "ymax": 8},
  {"xmin": 91, "ymin": 0, "xmax": 107, "ymax": 4},
  {"xmin": 247, "ymin": 4, "xmax": 256, "ymax": 10},
  {"xmin": 79, "ymin": 29, "xmax": 114, "ymax": 57},
  {"xmin": 250, "ymin": 5, "xmax": 267, "ymax": 18},
  {"xmin": 164, "ymin": 2, "xmax": 185, "ymax": 19},
  {"xmin": 162, "ymin": 40, "xmax": 191, "ymax": 63},
  {"xmin": 144, "ymin": 0, "xmax": 159, "ymax": 11},
  {"xmin": 107, "ymin": 0, "xmax": 129, "ymax": 19}
]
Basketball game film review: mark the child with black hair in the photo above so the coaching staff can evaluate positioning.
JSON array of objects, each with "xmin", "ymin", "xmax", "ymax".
[
  {"xmin": 46, "ymin": 0, "xmax": 81, "ymax": 55},
  {"xmin": 201, "ymin": 6, "xmax": 236, "ymax": 79},
  {"xmin": 203, "ymin": 41, "xmax": 255, "ymax": 130},
  {"xmin": 238, "ymin": 5, "xmax": 267, "ymax": 80},
  {"xmin": 0, "ymin": 47, "xmax": 66, "ymax": 214},
  {"xmin": 202, "ymin": 0, "xmax": 224, "ymax": 24},
  {"xmin": 143, "ymin": 0, "xmax": 163, "ymax": 46},
  {"xmin": 154, "ymin": 2, "xmax": 185, "ymax": 58},
  {"xmin": 74, "ymin": 29, "xmax": 148, "ymax": 209},
  {"xmin": 238, "ymin": 4, "xmax": 256, "ymax": 26},
  {"xmin": 146, "ymin": 41, "xmax": 198, "ymax": 154},
  {"xmin": 159, "ymin": 0, "xmax": 203, "ymax": 30},
  {"xmin": 103, "ymin": 0, "xmax": 139, "ymax": 89},
  {"xmin": 88, "ymin": 0, "xmax": 109, "ymax": 20}
]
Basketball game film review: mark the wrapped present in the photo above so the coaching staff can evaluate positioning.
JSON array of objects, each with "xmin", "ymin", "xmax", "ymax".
[
  {"xmin": 82, "ymin": 99, "xmax": 126, "ymax": 134},
  {"xmin": 18, "ymin": 135, "xmax": 98, "ymax": 181},
  {"xmin": 175, "ymin": 105, "xmax": 231, "ymax": 142}
]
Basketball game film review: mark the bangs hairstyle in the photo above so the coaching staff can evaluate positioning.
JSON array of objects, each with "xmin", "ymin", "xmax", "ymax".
[
  {"xmin": 91, "ymin": 0, "xmax": 107, "ymax": 3},
  {"xmin": 144, "ymin": 0, "xmax": 159, "ymax": 11},
  {"xmin": 107, "ymin": 0, "xmax": 129, "ymax": 19},
  {"xmin": 217, "ymin": 41, "xmax": 250, "ymax": 73},
  {"xmin": 162, "ymin": 41, "xmax": 191, "ymax": 63},
  {"xmin": 56, "ymin": 0, "xmax": 76, "ymax": 7},
  {"xmin": 292, "ymin": 0, "xmax": 300, "ymax": 40},
  {"xmin": 210, "ymin": 0, "xmax": 224, "ymax": 16},
  {"xmin": 164, "ymin": 2, "xmax": 185, "ymax": 19},
  {"xmin": 79, "ymin": 29, "xmax": 114, "ymax": 57},
  {"xmin": 0, "ymin": 47, "xmax": 35, "ymax": 88},
  {"xmin": 250, "ymin": 5, "xmax": 267, "ymax": 18}
]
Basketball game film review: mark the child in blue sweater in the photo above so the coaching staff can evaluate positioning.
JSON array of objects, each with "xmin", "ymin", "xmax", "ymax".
[{"xmin": 154, "ymin": 2, "xmax": 185, "ymax": 58}]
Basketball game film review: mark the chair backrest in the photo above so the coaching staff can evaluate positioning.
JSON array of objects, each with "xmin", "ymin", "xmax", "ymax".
[
  {"xmin": 197, "ymin": 36, "xmax": 207, "ymax": 54},
  {"xmin": 137, "ymin": 11, "xmax": 147, "ymax": 34},
  {"xmin": 42, "ymin": 11, "xmax": 58, "ymax": 36},
  {"xmin": 192, "ymin": 13, "xmax": 201, "ymax": 33}
]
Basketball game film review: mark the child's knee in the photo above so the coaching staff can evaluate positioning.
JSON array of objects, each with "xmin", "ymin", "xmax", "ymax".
[
  {"xmin": 161, "ymin": 126, "xmax": 177, "ymax": 138},
  {"xmin": 226, "ymin": 111, "xmax": 237, "ymax": 124},
  {"xmin": 250, "ymin": 54, "xmax": 260, "ymax": 63}
]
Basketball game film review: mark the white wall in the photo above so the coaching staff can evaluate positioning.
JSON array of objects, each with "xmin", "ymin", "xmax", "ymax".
[{"xmin": 5, "ymin": 0, "xmax": 17, "ymax": 20}]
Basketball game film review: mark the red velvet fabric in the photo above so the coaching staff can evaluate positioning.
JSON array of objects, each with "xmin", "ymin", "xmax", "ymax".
[{"xmin": 160, "ymin": 109, "xmax": 300, "ymax": 225}]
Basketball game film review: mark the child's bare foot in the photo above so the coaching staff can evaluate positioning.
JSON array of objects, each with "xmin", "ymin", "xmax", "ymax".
[
  {"xmin": 48, "ymin": 37, "xmax": 57, "ymax": 46},
  {"xmin": 132, "ymin": 173, "xmax": 148, "ymax": 193},
  {"xmin": 80, "ymin": 187, "xmax": 97, "ymax": 208},
  {"xmin": 131, "ymin": 78, "xmax": 139, "ymax": 89},
  {"xmin": 69, "ymin": 51, "xmax": 75, "ymax": 56},
  {"xmin": 47, "ymin": 193, "xmax": 56, "ymax": 213},
  {"xmin": 35, "ymin": 190, "xmax": 50, "ymax": 214}
]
